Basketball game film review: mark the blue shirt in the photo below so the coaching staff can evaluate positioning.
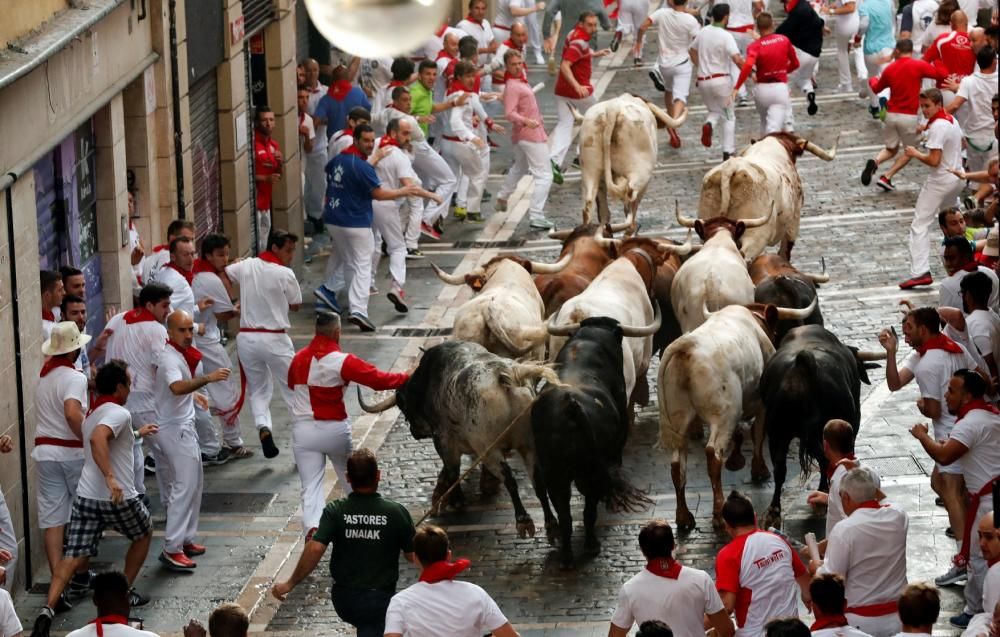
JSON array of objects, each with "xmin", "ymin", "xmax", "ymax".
[
  {"xmin": 859, "ymin": 0, "xmax": 897, "ymax": 55},
  {"xmin": 314, "ymin": 88, "xmax": 372, "ymax": 139},
  {"xmin": 324, "ymin": 152, "xmax": 380, "ymax": 228}
]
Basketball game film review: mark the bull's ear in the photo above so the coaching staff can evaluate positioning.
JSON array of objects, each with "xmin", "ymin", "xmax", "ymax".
[
  {"xmin": 734, "ymin": 221, "xmax": 747, "ymax": 239},
  {"xmin": 765, "ymin": 305, "xmax": 779, "ymax": 328},
  {"xmin": 694, "ymin": 219, "xmax": 706, "ymax": 240}
]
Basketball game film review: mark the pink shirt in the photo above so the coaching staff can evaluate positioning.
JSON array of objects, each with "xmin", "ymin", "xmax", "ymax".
[{"xmin": 503, "ymin": 76, "xmax": 547, "ymax": 144}]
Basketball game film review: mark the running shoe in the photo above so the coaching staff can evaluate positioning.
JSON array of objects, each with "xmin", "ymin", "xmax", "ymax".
[
  {"xmin": 898, "ymin": 273, "xmax": 932, "ymax": 289},
  {"xmin": 807, "ymin": 91, "xmax": 818, "ymax": 116},
  {"xmin": 876, "ymin": 175, "xmax": 895, "ymax": 191},
  {"xmin": 701, "ymin": 122, "xmax": 713, "ymax": 148},
  {"xmin": 861, "ymin": 159, "xmax": 877, "ymax": 186},
  {"xmin": 159, "ymin": 551, "xmax": 197, "ymax": 570},
  {"xmin": 648, "ymin": 68, "xmax": 666, "ymax": 92},
  {"xmin": 348, "ymin": 312, "xmax": 377, "ymax": 332},
  {"xmin": 259, "ymin": 429, "xmax": 279, "ymax": 459}
]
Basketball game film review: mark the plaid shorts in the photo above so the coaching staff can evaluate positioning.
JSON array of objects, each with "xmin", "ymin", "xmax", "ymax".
[{"xmin": 64, "ymin": 495, "xmax": 152, "ymax": 557}]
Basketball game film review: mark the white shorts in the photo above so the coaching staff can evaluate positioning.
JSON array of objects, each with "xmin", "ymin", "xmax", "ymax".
[
  {"xmin": 882, "ymin": 112, "xmax": 918, "ymax": 150},
  {"xmin": 37, "ymin": 459, "xmax": 85, "ymax": 528},
  {"xmin": 658, "ymin": 59, "xmax": 693, "ymax": 103}
]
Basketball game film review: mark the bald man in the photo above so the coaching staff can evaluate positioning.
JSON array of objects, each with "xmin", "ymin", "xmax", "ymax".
[
  {"xmin": 153, "ymin": 310, "xmax": 230, "ymax": 571},
  {"xmin": 924, "ymin": 10, "xmax": 976, "ymax": 107}
]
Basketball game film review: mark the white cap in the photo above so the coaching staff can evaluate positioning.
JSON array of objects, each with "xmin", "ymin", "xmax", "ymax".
[{"xmin": 41, "ymin": 321, "xmax": 92, "ymax": 357}]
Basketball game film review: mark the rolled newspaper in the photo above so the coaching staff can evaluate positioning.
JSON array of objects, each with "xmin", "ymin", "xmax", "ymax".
[
  {"xmin": 532, "ymin": 82, "xmax": 545, "ymax": 93},
  {"xmin": 805, "ymin": 532, "xmax": 821, "ymax": 562}
]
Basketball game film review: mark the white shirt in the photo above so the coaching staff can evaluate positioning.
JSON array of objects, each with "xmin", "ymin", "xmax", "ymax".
[
  {"xmin": 372, "ymin": 144, "xmax": 418, "ymax": 193},
  {"xmin": 376, "ymin": 107, "xmax": 426, "ymax": 145},
  {"xmin": 985, "ymin": 561, "xmax": 1000, "ymax": 615},
  {"xmin": 827, "ymin": 462, "xmax": 851, "ymax": 537},
  {"xmin": 32, "ymin": 365, "xmax": 89, "ymax": 462},
  {"xmin": 327, "ymin": 129, "xmax": 354, "ymax": 159},
  {"xmin": 957, "ymin": 71, "xmax": 999, "ymax": 139},
  {"xmin": 140, "ymin": 247, "xmax": 170, "ymax": 286},
  {"xmin": 910, "ymin": 0, "xmax": 939, "ymax": 52},
  {"xmin": 153, "ymin": 344, "xmax": 199, "ymax": 429},
  {"xmin": 105, "ymin": 312, "xmax": 167, "ymax": 414},
  {"xmin": 901, "ymin": 344, "xmax": 980, "ymax": 439},
  {"xmin": 728, "ymin": 0, "xmax": 755, "ymax": 29},
  {"xmin": 42, "ymin": 318, "xmax": 57, "ymax": 342},
  {"xmin": 77, "ymin": 402, "xmax": 139, "ymax": 501},
  {"xmin": 448, "ymin": 93, "xmax": 481, "ymax": 142},
  {"xmin": 152, "ymin": 264, "xmax": 199, "ymax": 326},
  {"xmin": 650, "ymin": 7, "xmax": 702, "ymax": 67},
  {"xmin": 964, "ymin": 309, "xmax": 1000, "ymax": 368},
  {"xmin": 694, "ymin": 25, "xmax": 740, "ymax": 77},
  {"xmin": 456, "ymin": 18, "xmax": 496, "ymax": 67},
  {"xmin": 949, "ymin": 407, "xmax": 1000, "ymax": 493},
  {"xmin": 305, "ymin": 82, "xmax": 329, "ymax": 142},
  {"xmin": 610, "ymin": 565, "xmax": 725, "ymax": 636},
  {"xmin": 192, "ymin": 269, "xmax": 235, "ymax": 347},
  {"xmin": 925, "ymin": 114, "xmax": 964, "ymax": 180},
  {"xmin": 362, "ymin": 57, "xmax": 394, "ymax": 114},
  {"xmin": 0, "ymin": 588, "xmax": 21, "ymax": 637},
  {"xmin": 818, "ymin": 505, "xmax": 909, "ymax": 612},
  {"xmin": 494, "ymin": 0, "xmax": 526, "ymax": 29},
  {"xmin": 384, "ymin": 580, "xmax": 509, "ymax": 637},
  {"xmin": 66, "ymin": 622, "xmax": 160, "ymax": 637},
  {"xmin": 939, "ymin": 266, "xmax": 1000, "ymax": 315},
  {"xmin": 813, "ymin": 626, "xmax": 873, "ymax": 637},
  {"xmin": 226, "ymin": 257, "xmax": 302, "ymax": 330},
  {"xmin": 299, "ymin": 111, "xmax": 317, "ymax": 157}
]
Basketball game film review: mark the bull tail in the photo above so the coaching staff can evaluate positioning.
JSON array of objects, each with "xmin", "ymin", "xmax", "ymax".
[
  {"xmin": 603, "ymin": 109, "xmax": 628, "ymax": 203},
  {"xmin": 504, "ymin": 361, "xmax": 562, "ymax": 391},
  {"xmin": 656, "ymin": 343, "xmax": 694, "ymax": 451},
  {"xmin": 718, "ymin": 160, "xmax": 736, "ymax": 216},
  {"xmin": 792, "ymin": 350, "xmax": 818, "ymax": 476},
  {"xmin": 607, "ymin": 467, "xmax": 654, "ymax": 513},
  {"xmin": 485, "ymin": 301, "xmax": 547, "ymax": 357}
]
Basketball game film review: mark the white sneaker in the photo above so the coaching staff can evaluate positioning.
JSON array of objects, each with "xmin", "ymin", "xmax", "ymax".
[{"xmin": 534, "ymin": 51, "xmax": 545, "ymax": 65}]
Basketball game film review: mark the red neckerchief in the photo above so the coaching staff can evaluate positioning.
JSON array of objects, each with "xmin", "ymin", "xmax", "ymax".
[
  {"xmin": 163, "ymin": 261, "xmax": 193, "ymax": 285},
  {"xmin": 503, "ymin": 39, "xmax": 522, "ymax": 51},
  {"xmin": 327, "ymin": 80, "xmax": 354, "ymax": 101},
  {"xmin": 42, "ymin": 309, "xmax": 56, "ymax": 322},
  {"xmin": 916, "ymin": 333, "xmax": 964, "ymax": 356},
  {"xmin": 388, "ymin": 79, "xmax": 406, "ymax": 89},
  {"xmin": 436, "ymin": 49, "xmax": 456, "ymax": 62},
  {"xmin": 40, "ymin": 355, "xmax": 76, "ymax": 377},
  {"xmin": 465, "ymin": 13, "xmax": 484, "ymax": 26},
  {"xmin": 192, "ymin": 258, "xmax": 223, "ymax": 278},
  {"xmin": 447, "ymin": 78, "xmax": 467, "ymax": 95},
  {"xmin": 258, "ymin": 251, "xmax": 285, "ymax": 267},
  {"xmin": 89, "ymin": 614, "xmax": 129, "ymax": 637},
  {"xmin": 341, "ymin": 144, "xmax": 367, "ymax": 159},
  {"xmin": 959, "ymin": 261, "xmax": 979, "ymax": 273},
  {"xmin": 504, "ymin": 71, "xmax": 528, "ymax": 83},
  {"xmin": 435, "ymin": 22, "xmax": 449, "ymax": 37},
  {"xmin": 338, "ymin": 127, "xmax": 354, "ymax": 140},
  {"xmin": 378, "ymin": 135, "xmax": 401, "ymax": 149},
  {"xmin": 956, "ymin": 399, "xmax": 1000, "ymax": 420},
  {"xmin": 810, "ymin": 615, "xmax": 850, "ymax": 631},
  {"xmin": 825, "ymin": 453, "xmax": 857, "ymax": 479},
  {"xmin": 124, "ymin": 307, "xmax": 158, "ymax": 325},
  {"xmin": 168, "ymin": 339, "xmax": 203, "ymax": 376},
  {"xmin": 785, "ymin": 0, "xmax": 800, "ymax": 9},
  {"xmin": 856, "ymin": 500, "xmax": 888, "ymax": 509},
  {"xmin": 645, "ymin": 557, "xmax": 682, "ymax": 579},
  {"xmin": 87, "ymin": 394, "xmax": 125, "ymax": 417},
  {"xmin": 152, "ymin": 244, "xmax": 168, "ymax": 253},
  {"xmin": 305, "ymin": 334, "xmax": 341, "ymax": 359},
  {"xmin": 928, "ymin": 108, "xmax": 955, "ymax": 125},
  {"xmin": 419, "ymin": 559, "xmax": 471, "ymax": 583}
]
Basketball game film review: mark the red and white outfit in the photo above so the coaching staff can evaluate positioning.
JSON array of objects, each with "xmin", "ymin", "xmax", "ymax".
[
  {"xmin": 812, "ymin": 621, "xmax": 873, "ymax": 636},
  {"xmin": 715, "ymin": 529, "xmax": 806, "ymax": 637},
  {"xmin": 152, "ymin": 342, "xmax": 205, "ymax": 555},
  {"xmin": 694, "ymin": 24, "xmax": 740, "ymax": 154},
  {"xmin": 370, "ymin": 137, "xmax": 418, "ymax": 295},
  {"xmin": 32, "ymin": 357, "xmax": 88, "ymax": 529},
  {"xmin": 66, "ymin": 617, "xmax": 157, "ymax": 637},
  {"xmin": 442, "ymin": 81, "xmax": 488, "ymax": 216},
  {"xmin": 492, "ymin": 0, "xmax": 525, "ymax": 42},
  {"xmin": 500, "ymin": 72, "xmax": 553, "ymax": 223},
  {"xmin": 964, "ymin": 558, "xmax": 1000, "ymax": 637},
  {"xmin": 287, "ymin": 335, "xmax": 408, "ymax": 531},
  {"xmin": 923, "ymin": 30, "xmax": 975, "ymax": 108},
  {"xmin": 253, "ymin": 131, "xmax": 282, "ymax": 253},
  {"xmin": 106, "ymin": 307, "xmax": 168, "ymax": 496},
  {"xmin": 735, "ymin": 32, "xmax": 799, "ymax": 135},
  {"xmin": 551, "ymin": 26, "xmax": 598, "ymax": 169},
  {"xmin": 869, "ymin": 56, "xmax": 942, "ymax": 151},
  {"xmin": 226, "ymin": 253, "xmax": 302, "ymax": 434},
  {"xmin": 825, "ymin": 456, "xmax": 863, "ymax": 537},
  {"xmin": 649, "ymin": 6, "xmax": 701, "ymax": 104},
  {"xmin": 818, "ymin": 502, "xmax": 909, "ymax": 637},
  {"xmin": 611, "ymin": 559, "xmax": 726, "ymax": 636},
  {"xmin": 456, "ymin": 15, "xmax": 496, "ymax": 92},
  {"xmin": 948, "ymin": 401, "xmax": 1000, "ymax": 615}
]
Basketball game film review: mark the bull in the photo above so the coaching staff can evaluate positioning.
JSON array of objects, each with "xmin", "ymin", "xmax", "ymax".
[
  {"xmin": 658, "ymin": 300, "xmax": 817, "ymax": 531},
  {"xmin": 750, "ymin": 254, "xmax": 828, "ymax": 344},
  {"xmin": 573, "ymin": 94, "xmax": 687, "ymax": 230},
  {"xmin": 758, "ymin": 325, "xmax": 885, "ymax": 528},
  {"xmin": 698, "ymin": 132, "xmax": 838, "ymax": 261},
  {"xmin": 537, "ymin": 222, "xmax": 624, "ymax": 318},
  {"xmin": 532, "ymin": 317, "xmax": 652, "ymax": 568},
  {"xmin": 432, "ymin": 254, "xmax": 571, "ymax": 359},
  {"xmin": 358, "ymin": 341, "xmax": 559, "ymax": 537}
]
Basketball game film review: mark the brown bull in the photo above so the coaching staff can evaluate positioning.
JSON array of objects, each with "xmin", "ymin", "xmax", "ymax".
[{"xmin": 536, "ymin": 224, "xmax": 619, "ymax": 318}]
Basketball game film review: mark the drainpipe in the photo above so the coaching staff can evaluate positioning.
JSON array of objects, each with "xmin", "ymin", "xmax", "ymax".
[{"xmin": 168, "ymin": 0, "xmax": 186, "ymax": 218}]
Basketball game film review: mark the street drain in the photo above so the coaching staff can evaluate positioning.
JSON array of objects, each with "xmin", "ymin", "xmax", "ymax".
[
  {"xmin": 391, "ymin": 327, "xmax": 453, "ymax": 338},
  {"xmin": 449, "ymin": 239, "xmax": 527, "ymax": 249},
  {"xmin": 862, "ymin": 455, "xmax": 927, "ymax": 477},
  {"xmin": 200, "ymin": 492, "xmax": 276, "ymax": 514}
]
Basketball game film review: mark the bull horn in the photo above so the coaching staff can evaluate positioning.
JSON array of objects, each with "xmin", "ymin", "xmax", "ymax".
[
  {"xmin": 546, "ymin": 320, "xmax": 581, "ymax": 336},
  {"xmin": 646, "ymin": 100, "xmax": 688, "ymax": 128},
  {"xmin": 675, "ymin": 200, "xmax": 697, "ymax": 228},
  {"xmin": 657, "ymin": 230, "xmax": 694, "ymax": 256},
  {"xmin": 856, "ymin": 350, "xmax": 888, "ymax": 361},
  {"xmin": 595, "ymin": 237, "xmax": 621, "ymax": 249},
  {"xmin": 620, "ymin": 305, "xmax": 662, "ymax": 337},
  {"xmin": 357, "ymin": 386, "xmax": 397, "ymax": 413},
  {"xmin": 431, "ymin": 262, "xmax": 472, "ymax": 286},
  {"xmin": 797, "ymin": 133, "xmax": 840, "ymax": 162},
  {"xmin": 529, "ymin": 251, "xmax": 573, "ymax": 274},
  {"xmin": 774, "ymin": 295, "xmax": 818, "ymax": 320},
  {"xmin": 742, "ymin": 202, "xmax": 775, "ymax": 228},
  {"xmin": 608, "ymin": 212, "xmax": 636, "ymax": 233},
  {"xmin": 548, "ymin": 228, "xmax": 573, "ymax": 240},
  {"xmin": 805, "ymin": 256, "xmax": 831, "ymax": 284}
]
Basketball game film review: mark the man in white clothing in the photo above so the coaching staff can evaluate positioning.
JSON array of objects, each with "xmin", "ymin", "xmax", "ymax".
[
  {"xmin": 140, "ymin": 219, "xmax": 194, "ymax": 287},
  {"xmin": 327, "ymin": 108, "xmax": 372, "ymax": 160},
  {"xmin": 457, "ymin": 0, "xmax": 499, "ymax": 92},
  {"xmin": 40, "ymin": 270, "xmax": 64, "ymax": 341},
  {"xmin": 950, "ymin": 272, "xmax": 1000, "ymax": 382},
  {"xmin": 960, "ymin": 513, "xmax": 999, "ymax": 637},
  {"xmin": 226, "ymin": 230, "xmax": 302, "ymax": 458},
  {"xmin": 945, "ymin": 46, "xmax": 998, "ymax": 173},
  {"xmin": 609, "ymin": 520, "xmax": 734, "ymax": 637},
  {"xmin": 812, "ymin": 468, "xmax": 909, "ymax": 637},
  {"xmin": 64, "ymin": 571, "xmax": 159, "ymax": 637},
  {"xmin": 494, "ymin": 0, "xmax": 547, "ymax": 58},
  {"xmin": 691, "ymin": 4, "xmax": 744, "ymax": 160},
  {"xmin": 303, "ymin": 59, "xmax": 329, "ymax": 234},
  {"xmin": 384, "ymin": 525, "xmax": 520, "ymax": 637},
  {"xmin": 938, "ymin": 238, "xmax": 1000, "ymax": 316},
  {"xmin": 809, "ymin": 574, "xmax": 874, "ymax": 636},
  {"xmin": 442, "ymin": 62, "xmax": 491, "ymax": 223}
]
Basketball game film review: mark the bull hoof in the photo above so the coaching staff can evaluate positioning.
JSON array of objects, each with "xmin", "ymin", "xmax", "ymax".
[
  {"xmin": 751, "ymin": 459, "xmax": 771, "ymax": 482},
  {"xmin": 558, "ymin": 553, "xmax": 576, "ymax": 570},
  {"xmin": 725, "ymin": 452, "xmax": 746, "ymax": 472},
  {"xmin": 676, "ymin": 509, "xmax": 696, "ymax": 533},
  {"xmin": 583, "ymin": 536, "xmax": 601, "ymax": 557},
  {"xmin": 762, "ymin": 506, "xmax": 782, "ymax": 530},
  {"xmin": 516, "ymin": 517, "xmax": 537, "ymax": 539},
  {"xmin": 545, "ymin": 521, "xmax": 560, "ymax": 546},
  {"xmin": 479, "ymin": 468, "xmax": 502, "ymax": 496},
  {"xmin": 433, "ymin": 485, "xmax": 466, "ymax": 511}
]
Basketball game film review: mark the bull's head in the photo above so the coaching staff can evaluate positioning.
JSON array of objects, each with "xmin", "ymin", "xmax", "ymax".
[
  {"xmin": 675, "ymin": 200, "xmax": 773, "ymax": 245},
  {"xmin": 548, "ymin": 304, "xmax": 662, "ymax": 337},
  {"xmin": 704, "ymin": 298, "xmax": 818, "ymax": 342},
  {"xmin": 431, "ymin": 252, "xmax": 573, "ymax": 290},
  {"xmin": 357, "ymin": 384, "xmax": 437, "ymax": 439}
]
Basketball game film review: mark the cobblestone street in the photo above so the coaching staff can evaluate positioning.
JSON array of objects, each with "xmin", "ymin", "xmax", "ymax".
[{"xmin": 15, "ymin": 13, "xmax": 974, "ymax": 637}]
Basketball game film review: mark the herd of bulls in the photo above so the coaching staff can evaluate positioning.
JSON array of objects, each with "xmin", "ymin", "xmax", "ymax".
[{"xmin": 359, "ymin": 97, "xmax": 886, "ymax": 569}]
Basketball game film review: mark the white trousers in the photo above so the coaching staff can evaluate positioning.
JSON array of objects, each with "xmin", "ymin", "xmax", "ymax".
[
  {"xmin": 966, "ymin": 136, "xmax": 998, "ymax": 173},
  {"xmin": 699, "ymin": 77, "xmax": 737, "ymax": 154},
  {"xmin": 194, "ymin": 404, "xmax": 221, "ymax": 457},
  {"xmin": 659, "ymin": 59, "xmax": 693, "ymax": 104},
  {"xmin": 964, "ymin": 496, "xmax": 994, "ymax": 614},
  {"xmin": 845, "ymin": 612, "xmax": 901, "ymax": 637},
  {"xmin": 401, "ymin": 196, "xmax": 424, "ymax": 251},
  {"xmin": 412, "ymin": 141, "xmax": 456, "ymax": 225},
  {"xmin": 0, "ymin": 493, "xmax": 16, "ymax": 591},
  {"xmin": 616, "ymin": 0, "xmax": 649, "ymax": 45},
  {"xmin": 442, "ymin": 140, "xmax": 486, "ymax": 213},
  {"xmin": 325, "ymin": 224, "xmax": 375, "ymax": 315},
  {"xmin": 910, "ymin": 175, "xmax": 964, "ymax": 277},
  {"xmin": 498, "ymin": 140, "xmax": 553, "ymax": 220},
  {"xmin": 304, "ymin": 151, "xmax": 328, "ymax": 220},
  {"xmin": 152, "ymin": 422, "xmax": 203, "ymax": 554},
  {"xmin": 550, "ymin": 95, "xmax": 596, "ymax": 168},
  {"xmin": 129, "ymin": 406, "xmax": 155, "ymax": 496},
  {"xmin": 257, "ymin": 209, "xmax": 271, "ymax": 253},
  {"xmin": 864, "ymin": 49, "xmax": 893, "ymax": 107},
  {"xmin": 193, "ymin": 339, "xmax": 244, "ymax": 447},
  {"xmin": 526, "ymin": 12, "xmax": 542, "ymax": 54},
  {"xmin": 835, "ymin": 13, "xmax": 861, "ymax": 88},
  {"xmin": 371, "ymin": 201, "xmax": 407, "ymax": 288},
  {"xmin": 790, "ymin": 48, "xmax": 819, "ymax": 94},
  {"xmin": 754, "ymin": 82, "xmax": 792, "ymax": 136},
  {"xmin": 292, "ymin": 418, "xmax": 354, "ymax": 531},
  {"xmin": 235, "ymin": 331, "xmax": 295, "ymax": 431}
]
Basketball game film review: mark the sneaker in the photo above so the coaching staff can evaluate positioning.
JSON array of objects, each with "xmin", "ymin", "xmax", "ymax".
[
  {"xmin": 144, "ymin": 455, "xmax": 156, "ymax": 474},
  {"xmin": 313, "ymin": 285, "xmax": 343, "ymax": 313},
  {"xmin": 348, "ymin": 312, "xmax": 377, "ymax": 332},
  {"xmin": 737, "ymin": 95, "xmax": 748, "ymax": 107},
  {"xmin": 945, "ymin": 526, "xmax": 956, "ymax": 539},
  {"xmin": 159, "ymin": 550, "xmax": 197, "ymax": 570},
  {"xmin": 633, "ymin": 57, "xmax": 643, "ymax": 67},
  {"xmin": 128, "ymin": 587, "xmax": 150, "ymax": 607},
  {"xmin": 183, "ymin": 543, "xmax": 207, "ymax": 557},
  {"xmin": 935, "ymin": 496, "xmax": 944, "ymax": 507},
  {"xmin": 876, "ymin": 175, "xmax": 895, "ymax": 191},
  {"xmin": 222, "ymin": 444, "xmax": 254, "ymax": 459},
  {"xmin": 369, "ymin": 285, "xmax": 379, "ymax": 296},
  {"xmin": 406, "ymin": 248, "xmax": 425, "ymax": 260},
  {"xmin": 420, "ymin": 222, "xmax": 442, "ymax": 240},
  {"xmin": 201, "ymin": 447, "xmax": 232, "ymax": 466},
  {"xmin": 898, "ymin": 273, "xmax": 933, "ymax": 289},
  {"xmin": 836, "ymin": 83, "xmax": 853, "ymax": 94},
  {"xmin": 259, "ymin": 429, "xmax": 279, "ymax": 459},
  {"xmin": 387, "ymin": 289, "xmax": 409, "ymax": 313},
  {"xmin": 868, "ymin": 105, "xmax": 881, "ymax": 119},
  {"xmin": 701, "ymin": 122, "xmax": 713, "ymax": 148},
  {"xmin": 935, "ymin": 564, "xmax": 968, "ymax": 587},
  {"xmin": 481, "ymin": 190, "xmax": 491, "ymax": 202},
  {"xmin": 534, "ymin": 51, "xmax": 546, "ymax": 66},
  {"xmin": 452, "ymin": 206, "xmax": 467, "ymax": 219},
  {"xmin": 807, "ymin": 91, "xmax": 818, "ymax": 116},
  {"xmin": 723, "ymin": 152, "xmax": 732, "ymax": 161},
  {"xmin": 648, "ymin": 68, "xmax": 666, "ymax": 92},
  {"xmin": 466, "ymin": 211, "xmax": 484, "ymax": 223},
  {"xmin": 950, "ymin": 612, "xmax": 974, "ymax": 628},
  {"xmin": 495, "ymin": 198, "xmax": 508, "ymax": 212},
  {"xmin": 432, "ymin": 218, "xmax": 444, "ymax": 236},
  {"xmin": 32, "ymin": 608, "xmax": 54, "ymax": 637},
  {"xmin": 610, "ymin": 32, "xmax": 622, "ymax": 52},
  {"xmin": 668, "ymin": 128, "xmax": 681, "ymax": 149},
  {"xmin": 571, "ymin": 157, "xmax": 581, "ymax": 169},
  {"xmin": 551, "ymin": 160, "xmax": 564, "ymax": 185},
  {"xmin": 878, "ymin": 96, "xmax": 888, "ymax": 121},
  {"xmin": 861, "ymin": 159, "xmax": 878, "ymax": 186},
  {"xmin": 67, "ymin": 570, "xmax": 94, "ymax": 598},
  {"xmin": 529, "ymin": 218, "xmax": 555, "ymax": 230}
]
